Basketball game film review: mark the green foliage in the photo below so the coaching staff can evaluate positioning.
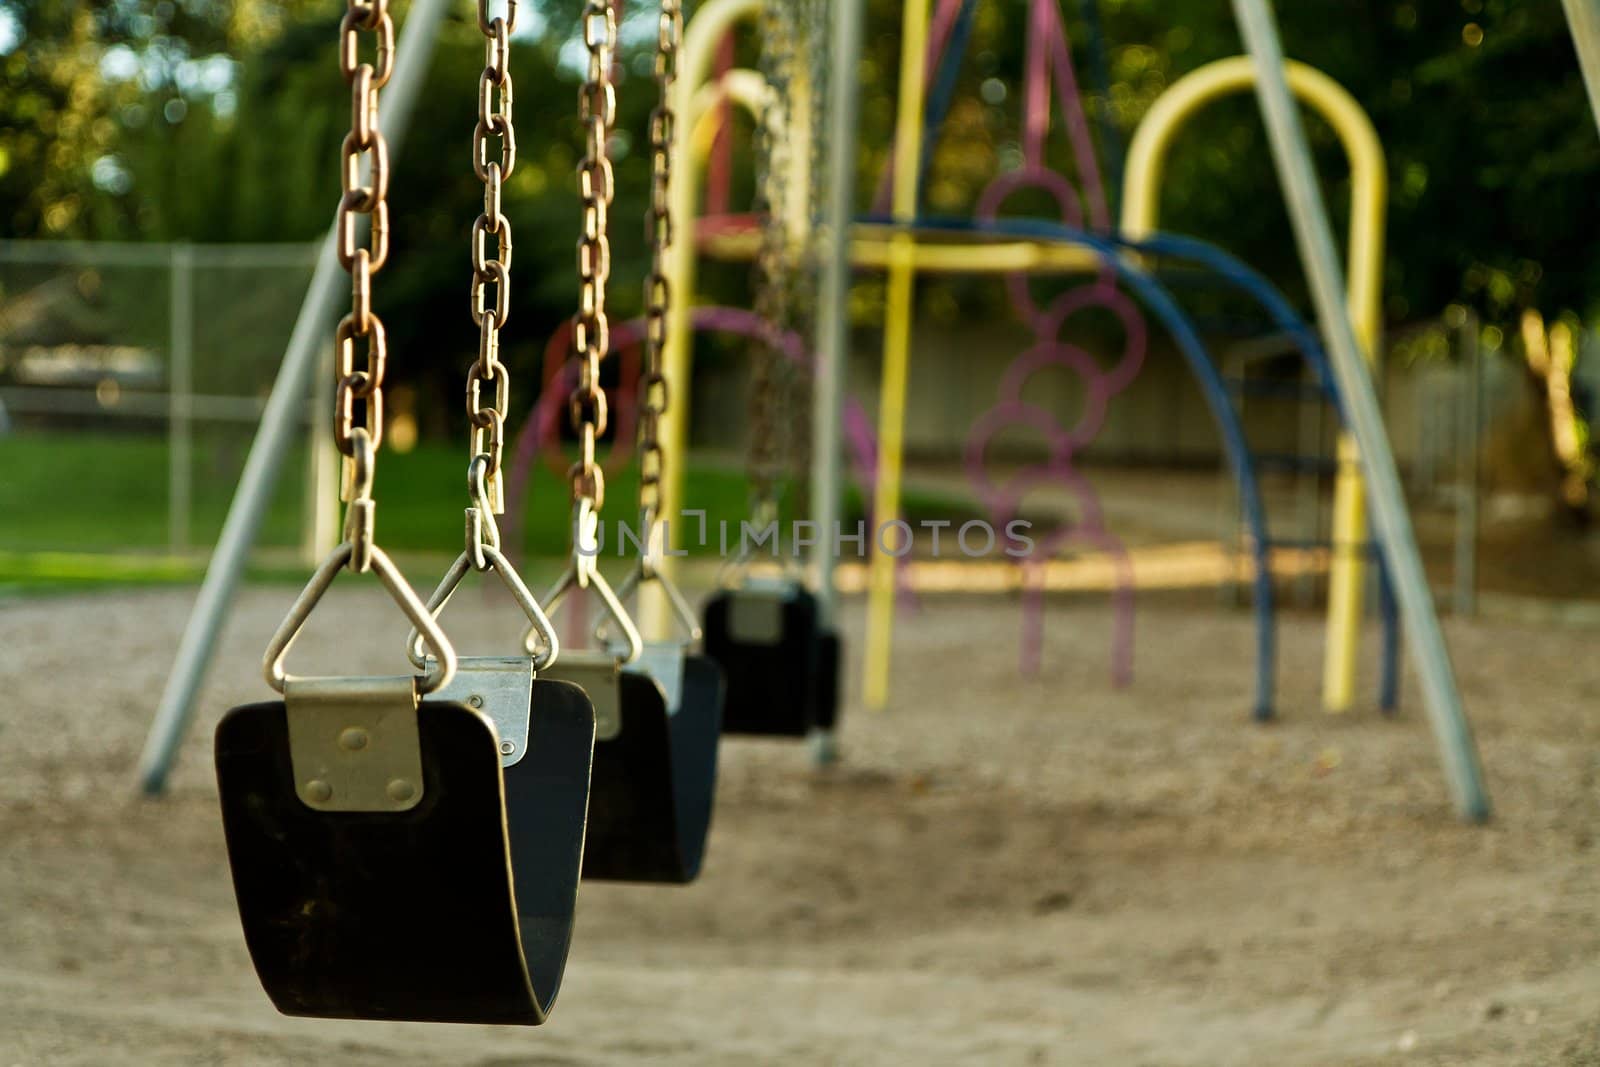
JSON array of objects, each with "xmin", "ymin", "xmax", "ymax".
[
  {"xmin": 3, "ymin": 0, "xmax": 1599, "ymax": 389},
  {"xmin": 864, "ymin": 0, "xmax": 1600, "ymax": 325},
  {"xmin": 0, "ymin": 6, "xmax": 128, "ymax": 236}
]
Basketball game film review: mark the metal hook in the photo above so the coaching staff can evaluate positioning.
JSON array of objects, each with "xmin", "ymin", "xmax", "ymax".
[
  {"xmin": 606, "ymin": 564, "xmax": 702, "ymax": 643},
  {"xmin": 265, "ymin": 541, "xmax": 456, "ymax": 694},
  {"xmin": 465, "ymin": 455, "xmax": 503, "ymax": 571},
  {"xmin": 539, "ymin": 502, "xmax": 644, "ymax": 663},
  {"xmin": 602, "ymin": 516, "xmax": 702, "ymax": 644},
  {"xmin": 406, "ymin": 543, "xmax": 560, "ymax": 672},
  {"xmin": 713, "ymin": 497, "xmax": 806, "ymax": 589},
  {"xmin": 343, "ymin": 429, "xmax": 378, "ymax": 573}
]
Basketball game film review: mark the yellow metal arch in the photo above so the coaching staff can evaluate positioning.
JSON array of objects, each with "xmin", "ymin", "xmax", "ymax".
[{"xmin": 1120, "ymin": 56, "xmax": 1388, "ymax": 714}]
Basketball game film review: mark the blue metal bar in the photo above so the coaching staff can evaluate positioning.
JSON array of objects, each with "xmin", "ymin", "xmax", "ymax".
[
  {"xmin": 1376, "ymin": 539, "xmax": 1400, "ymax": 714},
  {"xmin": 1131, "ymin": 230, "xmax": 1343, "ymax": 411},
  {"xmin": 864, "ymin": 211, "xmax": 1280, "ymax": 720},
  {"xmin": 1134, "ymin": 231, "xmax": 1410, "ymax": 706},
  {"xmin": 861, "ymin": 211, "xmax": 1408, "ymax": 722},
  {"xmin": 916, "ymin": 0, "xmax": 981, "ymax": 199}
]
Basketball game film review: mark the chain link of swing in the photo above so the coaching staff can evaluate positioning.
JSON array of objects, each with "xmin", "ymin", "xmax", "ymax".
[
  {"xmin": 788, "ymin": 0, "xmax": 829, "ymax": 513},
  {"xmin": 333, "ymin": 0, "xmax": 396, "ymax": 571},
  {"xmin": 746, "ymin": 0, "xmax": 798, "ymax": 520},
  {"xmin": 637, "ymin": 0, "xmax": 682, "ymax": 532},
  {"xmin": 569, "ymin": 0, "xmax": 618, "ymax": 514},
  {"xmin": 466, "ymin": 0, "xmax": 519, "ymax": 522}
]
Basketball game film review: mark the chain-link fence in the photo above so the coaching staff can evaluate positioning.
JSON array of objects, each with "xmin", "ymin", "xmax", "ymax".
[{"xmin": 0, "ymin": 241, "xmax": 327, "ymax": 566}]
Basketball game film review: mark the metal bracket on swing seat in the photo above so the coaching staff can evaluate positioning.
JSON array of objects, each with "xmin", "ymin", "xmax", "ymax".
[
  {"xmin": 427, "ymin": 656, "xmax": 534, "ymax": 767},
  {"xmin": 546, "ymin": 650, "xmax": 624, "ymax": 742},
  {"xmin": 727, "ymin": 576, "xmax": 792, "ymax": 646},
  {"xmin": 633, "ymin": 643, "xmax": 687, "ymax": 715},
  {"xmin": 284, "ymin": 675, "xmax": 425, "ymax": 813}
]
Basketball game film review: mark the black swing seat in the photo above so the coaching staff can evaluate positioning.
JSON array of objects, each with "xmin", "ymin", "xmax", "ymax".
[
  {"xmin": 703, "ymin": 581, "xmax": 841, "ymax": 737},
  {"xmin": 547, "ymin": 650, "xmax": 723, "ymax": 883},
  {"xmin": 812, "ymin": 627, "xmax": 843, "ymax": 731},
  {"xmin": 214, "ymin": 678, "xmax": 595, "ymax": 1025}
]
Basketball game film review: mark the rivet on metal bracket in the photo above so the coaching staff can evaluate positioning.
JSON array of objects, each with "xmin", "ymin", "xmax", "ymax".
[{"xmin": 427, "ymin": 656, "xmax": 534, "ymax": 767}]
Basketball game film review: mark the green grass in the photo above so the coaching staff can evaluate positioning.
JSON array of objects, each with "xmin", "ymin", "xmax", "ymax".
[
  {"xmin": 0, "ymin": 549, "xmax": 318, "ymax": 596},
  {"xmin": 0, "ymin": 432, "xmax": 307, "ymax": 552},
  {"xmin": 0, "ymin": 431, "xmax": 977, "ymax": 592}
]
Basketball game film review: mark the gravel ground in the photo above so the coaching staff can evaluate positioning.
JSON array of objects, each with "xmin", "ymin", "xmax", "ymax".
[{"xmin": 2, "ymin": 582, "xmax": 1599, "ymax": 1065}]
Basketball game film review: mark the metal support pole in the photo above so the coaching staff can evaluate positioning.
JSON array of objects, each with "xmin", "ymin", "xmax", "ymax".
[
  {"xmin": 301, "ymin": 341, "xmax": 339, "ymax": 565},
  {"xmin": 1562, "ymin": 0, "xmax": 1600, "ymax": 136},
  {"xmin": 811, "ymin": 0, "xmax": 863, "ymax": 629},
  {"xmin": 807, "ymin": 0, "xmax": 864, "ymax": 764},
  {"xmin": 167, "ymin": 242, "xmax": 194, "ymax": 554},
  {"xmin": 1231, "ymin": 0, "xmax": 1490, "ymax": 821},
  {"xmin": 137, "ymin": 0, "xmax": 452, "ymax": 793},
  {"xmin": 863, "ymin": 0, "xmax": 933, "ymax": 710}
]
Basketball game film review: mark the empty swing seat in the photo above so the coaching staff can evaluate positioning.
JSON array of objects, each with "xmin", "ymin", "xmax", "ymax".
[
  {"xmin": 703, "ymin": 582, "xmax": 839, "ymax": 737},
  {"xmin": 214, "ymin": 678, "xmax": 595, "ymax": 1024},
  {"xmin": 548, "ymin": 651, "xmax": 724, "ymax": 883},
  {"xmin": 812, "ymin": 628, "xmax": 843, "ymax": 731}
]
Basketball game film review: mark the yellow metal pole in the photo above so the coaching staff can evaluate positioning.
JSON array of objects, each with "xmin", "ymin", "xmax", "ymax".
[
  {"xmin": 689, "ymin": 81, "xmax": 1103, "ymax": 274},
  {"xmin": 1120, "ymin": 56, "xmax": 1387, "ymax": 714},
  {"xmin": 862, "ymin": 0, "xmax": 933, "ymax": 710},
  {"xmin": 697, "ymin": 224, "xmax": 1103, "ymax": 273}
]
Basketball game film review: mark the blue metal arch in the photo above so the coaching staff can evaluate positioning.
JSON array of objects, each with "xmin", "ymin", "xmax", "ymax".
[
  {"xmin": 887, "ymin": 5, "xmax": 1397, "ymax": 714},
  {"xmin": 1132, "ymin": 228, "xmax": 1399, "ymax": 712},
  {"xmin": 871, "ymin": 212, "xmax": 1400, "ymax": 714},
  {"xmin": 865, "ymin": 212, "xmax": 1281, "ymax": 719}
]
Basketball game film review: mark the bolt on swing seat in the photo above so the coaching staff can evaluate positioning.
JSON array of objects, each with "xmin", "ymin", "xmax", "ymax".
[
  {"xmin": 215, "ymin": 542, "xmax": 596, "ymax": 1025},
  {"xmin": 539, "ymin": 532, "xmax": 724, "ymax": 884},
  {"xmin": 702, "ymin": 575, "xmax": 840, "ymax": 738}
]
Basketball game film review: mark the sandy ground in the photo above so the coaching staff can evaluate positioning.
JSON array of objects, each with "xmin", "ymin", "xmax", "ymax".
[{"xmin": 3, "ymin": 582, "xmax": 1600, "ymax": 1066}]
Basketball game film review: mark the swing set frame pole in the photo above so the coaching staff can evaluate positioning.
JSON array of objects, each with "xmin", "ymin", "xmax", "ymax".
[
  {"xmin": 1231, "ymin": 0, "xmax": 1490, "ymax": 821},
  {"xmin": 862, "ymin": 0, "xmax": 934, "ymax": 710},
  {"xmin": 136, "ymin": 0, "xmax": 453, "ymax": 793},
  {"xmin": 810, "ymin": 0, "xmax": 866, "ymax": 635},
  {"xmin": 1562, "ymin": 0, "xmax": 1600, "ymax": 136}
]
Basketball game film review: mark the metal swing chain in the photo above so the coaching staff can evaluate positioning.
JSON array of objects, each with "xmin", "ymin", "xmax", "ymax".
[
  {"xmin": 600, "ymin": 0, "xmax": 703, "ymax": 644},
  {"xmin": 400, "ymin": 0, "xmax": 560, "ymax": 675},
  {"xmin": 261, "ymin": 0, "xmax": 459, "ymax": 697},
  {"xmin": 334, "ymin": 0, "xmax": 396, "ymax": 572},
  {"xmin": 468, "ymin": 0, "xmax": 519, "ymax": 523},
  {"xmin": 802, "ymin": 0, "xmax": 828, "ymax": 251},
  {"xmin": 747, "ymin": 0, "xmax": 796, "ymax": 519},
  {"xmin": 541, "ymin": 0, "xmax": 644, "ymax": 665},
  {"xmin": 786, "ymin": 0, "xmax": 829, "ymax": 512},
  {"xmin": 568, "ymin": 0, "xmax": 617, "ymax": 517},
  {"xmin": 636, "ymin": 0, "xmax": 681, "ymax": 543}
]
